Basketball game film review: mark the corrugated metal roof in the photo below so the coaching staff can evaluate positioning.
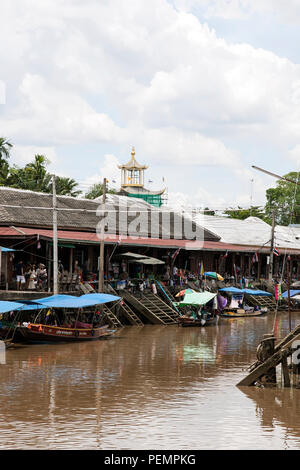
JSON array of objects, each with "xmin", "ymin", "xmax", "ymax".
[{"xmin": 0, "ymin": 187, "xmax": 220, "ymax": 242}]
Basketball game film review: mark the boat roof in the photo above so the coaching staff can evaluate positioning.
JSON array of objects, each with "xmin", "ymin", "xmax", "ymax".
[
  {"xmin": 219, "ymin": 287, "xmax": 272, "ymax": 296},
  {"xmin": 179, "ymin": 291, "xmax": 217, "ymax": 306},
  {"xmin": 1, "ymin": 294, "xmax": 121, "ymax": 311}
]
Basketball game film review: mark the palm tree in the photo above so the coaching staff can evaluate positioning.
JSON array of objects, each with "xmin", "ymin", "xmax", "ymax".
[
  {"xmin": 53, "ymin": 176, "xmax": 82, "ymax": 197},
  {"xmin": 7, "ymin": 154, "xmax": 51, "ymax": 192},
  {"xmin": 85, "ymin": 182, "xmax": 116, "ymax": 199},
  {"xmin": 0, "ymin": 137, "xmax": 12, "ymax": 158},
  {"xmin": 0, "ymin": 137, "xmax": 12, "ymax": 183}
]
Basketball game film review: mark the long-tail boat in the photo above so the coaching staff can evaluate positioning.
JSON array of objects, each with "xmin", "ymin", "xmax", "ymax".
[
  {"xmin": 218, "ymin": 287, "xmax": 271, "ymax": 318},
  {"xmin": 1, "ymin": 294, "xmax": 120, "ymax": 343},
  {"xmin": 175, "ymin": 291, "xmax": 219, "ymax": 327}
]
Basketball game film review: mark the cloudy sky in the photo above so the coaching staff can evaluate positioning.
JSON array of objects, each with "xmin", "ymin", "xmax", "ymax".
[{"xmin": 1, "ymin": 0, "xmax": 300, "ymax": 211}]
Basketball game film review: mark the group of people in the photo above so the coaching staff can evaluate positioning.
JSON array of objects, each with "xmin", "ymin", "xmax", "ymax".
[{"xmin": 15, "ymin": 260, "xmax": 48, "ymax": 291}]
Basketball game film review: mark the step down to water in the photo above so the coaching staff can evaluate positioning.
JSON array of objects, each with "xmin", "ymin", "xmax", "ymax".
[
  {"xmin": 102, "ymin": 305, "xmax": 124, "ymax": 328},
  {"xmin": 123, "ymin": 291, "xmax": 178, "ymax": 325},
  {"xmin": 105, "ymin": 284, "xmax": 144, "ymax": 326}
]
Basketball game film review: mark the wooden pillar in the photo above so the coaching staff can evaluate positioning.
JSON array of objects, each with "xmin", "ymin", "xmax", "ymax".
[
  {"xmin": 69, "ymin": 247, "xmax": 73, "ymax": 274},
  {"xmin": 232, "ymin": 253, "xmax": 236, "ymax": 277},
  {"xmin": 47, "ymin": 243, "xmax": 52, "ymax": 292},
  {"xmin": 5, "ymin": 253, "xmax": 8, "ymax": 291},
  {"xmin": 240, "ymin": 254, "xmax": 245, "ymax": 277},
  {"xmin": 282, "ymin": 354, "xmax": 291, "ymax": 387},
  {"xmin": 257, "ymin": 255, "xmax": 261, "ymax": 280},
  {"xmin": 248, "ymin": 255, "xmax": 251, "ymax": 277}
]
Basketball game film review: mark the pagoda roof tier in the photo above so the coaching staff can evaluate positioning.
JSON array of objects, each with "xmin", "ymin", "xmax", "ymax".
[
  {"xmin": 120, "ymin": 186, "xmax": 166, "ymax": 196},
  {"xmin": 118, "ymin": 147, "xmax": 148, "ymax": 170}
]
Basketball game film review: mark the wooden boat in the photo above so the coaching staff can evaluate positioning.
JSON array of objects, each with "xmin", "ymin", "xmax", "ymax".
[
  {"xmin": 0, "ymin": 293, "xmax": 121, "ymax": 344},
  {"xmin": 17, "ymin": 323, "xmax": 115, "ymax": 343},
  {"xmin": 177, "ymin": 315, "xmax": 218, "ymax": 327},
  {"xmin": 176, "ymin": 291, "xmax": 219, "ymax": 327},
  {"xmin": 220, "ymin": 308, "xmax": 267, "ymax": 318}
]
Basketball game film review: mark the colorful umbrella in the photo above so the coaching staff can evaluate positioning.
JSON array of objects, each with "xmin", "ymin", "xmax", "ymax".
[
  {"xmin": 203, "ymin": 272, "xmax": 224, "ymax": 281},
  {"xmin": 175, "ymin": 288, "xmax": 195, "ymax": 297}
]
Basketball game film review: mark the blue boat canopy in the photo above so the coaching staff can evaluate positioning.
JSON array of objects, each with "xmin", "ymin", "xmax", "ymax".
[
  {"xmin": 25, "ymin": 293, "xmax": 121, "ymax": 309},
  {"xmin": 0, "ymin": 294, "xmax": 121, "ymax": 312},
  {"xmin": 219, "ymin": 287, "xmax": 243, "ymax": 293},
  {"xmin": 0, "ymin": 301, "xmax": 26, "ymax": 313},
  {"xmin": 219, "ymin": 287, "xmax": 272, "ymax": 296},
  {"xmin": 241, "ymin": 288, "xmax": 272, "ymax": 297},
  {"xmin": 282, "ymin": 290, "xmax": 300, "ymax": 299}
]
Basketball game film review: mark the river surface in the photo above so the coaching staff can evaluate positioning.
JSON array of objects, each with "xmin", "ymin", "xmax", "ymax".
[{"xmin": 1, "ymin": 312, "xmax": 300, "ymax": 450}]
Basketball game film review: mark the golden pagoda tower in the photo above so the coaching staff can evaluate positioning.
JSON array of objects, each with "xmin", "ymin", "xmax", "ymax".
[{"xmin": 118, "ymin": 147, "xmax": 165, "ymax": 207}]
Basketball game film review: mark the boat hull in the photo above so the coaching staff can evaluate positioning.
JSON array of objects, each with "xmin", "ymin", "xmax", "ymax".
[
  {"xmin": 177, "ymin": 317, "xmax": 218, "ymax": 327},
  {"xmin": 220, "ymin": 310, "xmax": 266, "ymax": 318},
  {"xmin": 17, "ymin": 323, "xmax": 115, "ymax": 343}
]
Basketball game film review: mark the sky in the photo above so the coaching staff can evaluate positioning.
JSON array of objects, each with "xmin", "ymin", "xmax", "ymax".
[{"xmin": 1, "ymin": 0, "xmax": 300, "ymax": 212}]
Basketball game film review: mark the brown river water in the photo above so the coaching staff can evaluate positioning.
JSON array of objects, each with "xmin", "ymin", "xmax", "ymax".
[{"xmin": 1, "ymin": 312, "xmax": 300, "ymax": 450}]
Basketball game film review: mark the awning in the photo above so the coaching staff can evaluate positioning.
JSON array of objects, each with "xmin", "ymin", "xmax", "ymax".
[
  {"xmin": 179, "ymin": 291, "xmax": 217, "ymax": 306},
  {"xmin": 131, "ymin": 257, "xmax": 165, "ymax": 265},
  {"xmin": 0, "ymin": 226, "xmax": 287, "ymax": 252},
  {"xmin": 119, "ymin": 252, "xmax": 149, "ymax": 259},
  {"xmin": 49, "ymin": 242, "xmax": 76, "ymax": 248}
]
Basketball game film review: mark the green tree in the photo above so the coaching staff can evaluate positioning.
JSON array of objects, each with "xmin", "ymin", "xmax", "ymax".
[
  {"xmin": 224, "ymin": 206, "xmax": 267, "ymax": 221},
  {"xmin": 265, "ymin": 172, "xmax": 300, "ymax": 225},
  {"xmin": 85, "ymin": 182, "xmax": 116, "ymax": 199},
  {"xmin": 8, "ymin": 154, "xmax": 81, "ymax": 197},
  {"xmin": 0, "ymin": 137, "xmax": 12, "ymax": 183},
  {"xmin": 52, "ymin": 176, "xmax": 82, "ymax": 197},
  {"xmin": 8, "ymin": 154, "xmax": 52, "ymax": 192}
]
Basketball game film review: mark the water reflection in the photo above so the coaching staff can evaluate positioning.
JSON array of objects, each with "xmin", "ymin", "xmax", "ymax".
[{"xmin": 0, "ymin": 314, "xmax": 300, "ymax": 449}]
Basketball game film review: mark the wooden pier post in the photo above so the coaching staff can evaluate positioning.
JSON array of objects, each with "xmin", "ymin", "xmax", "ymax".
[{"xmin": 281, "ymin": 353, "xmax": 291, "ymax": 387}]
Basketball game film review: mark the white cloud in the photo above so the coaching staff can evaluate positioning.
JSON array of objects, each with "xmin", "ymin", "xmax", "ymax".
[
  {"xmin": 80, "ymin": 154, "xmax": 121, "ymax": 196},
  {"xmin": 0, "ymin": 81, "xmax": 5, "ymax": 104},
  {"xmin": 11, "ymin": 145, "xmax": 58, "ymax": 167},
  {"xmin": 1, "ymin": 0, "xmax": 300, "ymax": 209}
]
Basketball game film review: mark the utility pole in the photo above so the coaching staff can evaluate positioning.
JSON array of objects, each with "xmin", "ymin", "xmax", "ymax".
[
  {"xmin": 268, "ymin": 210, "xmax": 275, "ymax": 283},
  {"xmin": 52, "ymin": 174, "xmax": 58, "ymax": 295},
  {"xmin": 98, "ymin": 177, "xmax": 107, "ymax": 292},
  {"xmin": 288, "ymin": 255, "xmax": 292, "ymax": 331}
]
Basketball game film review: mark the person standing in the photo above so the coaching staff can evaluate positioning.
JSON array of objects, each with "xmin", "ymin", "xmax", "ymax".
[{"xmin": 16, "ymin": 260, "xmax": 25, "ymax": 291}]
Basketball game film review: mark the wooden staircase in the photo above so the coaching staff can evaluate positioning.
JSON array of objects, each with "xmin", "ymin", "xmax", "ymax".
[
  {"xmin": 155, "ymin": 280, "xmax": 180, "ymax": 314},
  {"xmin": 119, "ymin": 300, "xmax": 144, "ymax": 326},
  {"xmin": 123, "ymin": 291, "xmax": 178, "ymax": 325},
  {"xmin": 245, "ymin": 295, "xmax": 278, "ymax": 311},
  {"xmin": 102, "ymin": 305, "xmax": 124, "ymax": 329},
  {"xmin": 105, "ymin": 283, "xmax": 144, "ymax": 325}
]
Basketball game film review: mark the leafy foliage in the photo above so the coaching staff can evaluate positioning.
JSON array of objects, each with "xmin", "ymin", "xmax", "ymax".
[
  {"xmin": 0, "ymin": 137, "xmax": 13, "ymax": 183},
  {"xmin": 265, "ymin": 172, "xmax": 300, "ymax": 226},
  {"xmin": 0, "ymin": 140, "xmax": 82, "ymax": 197},
  {"xmin": 85, "ymin": 182, "xmax": 116, "ymax": 199},
  {"xmin": 224, "ymin": 206, "xmax": 267, "ymax": 222}
]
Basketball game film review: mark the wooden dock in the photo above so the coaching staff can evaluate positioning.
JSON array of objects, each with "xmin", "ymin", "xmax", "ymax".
[{"xmin": 237, "ymin": 325, "xmax": 300, "ymax": 387}]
